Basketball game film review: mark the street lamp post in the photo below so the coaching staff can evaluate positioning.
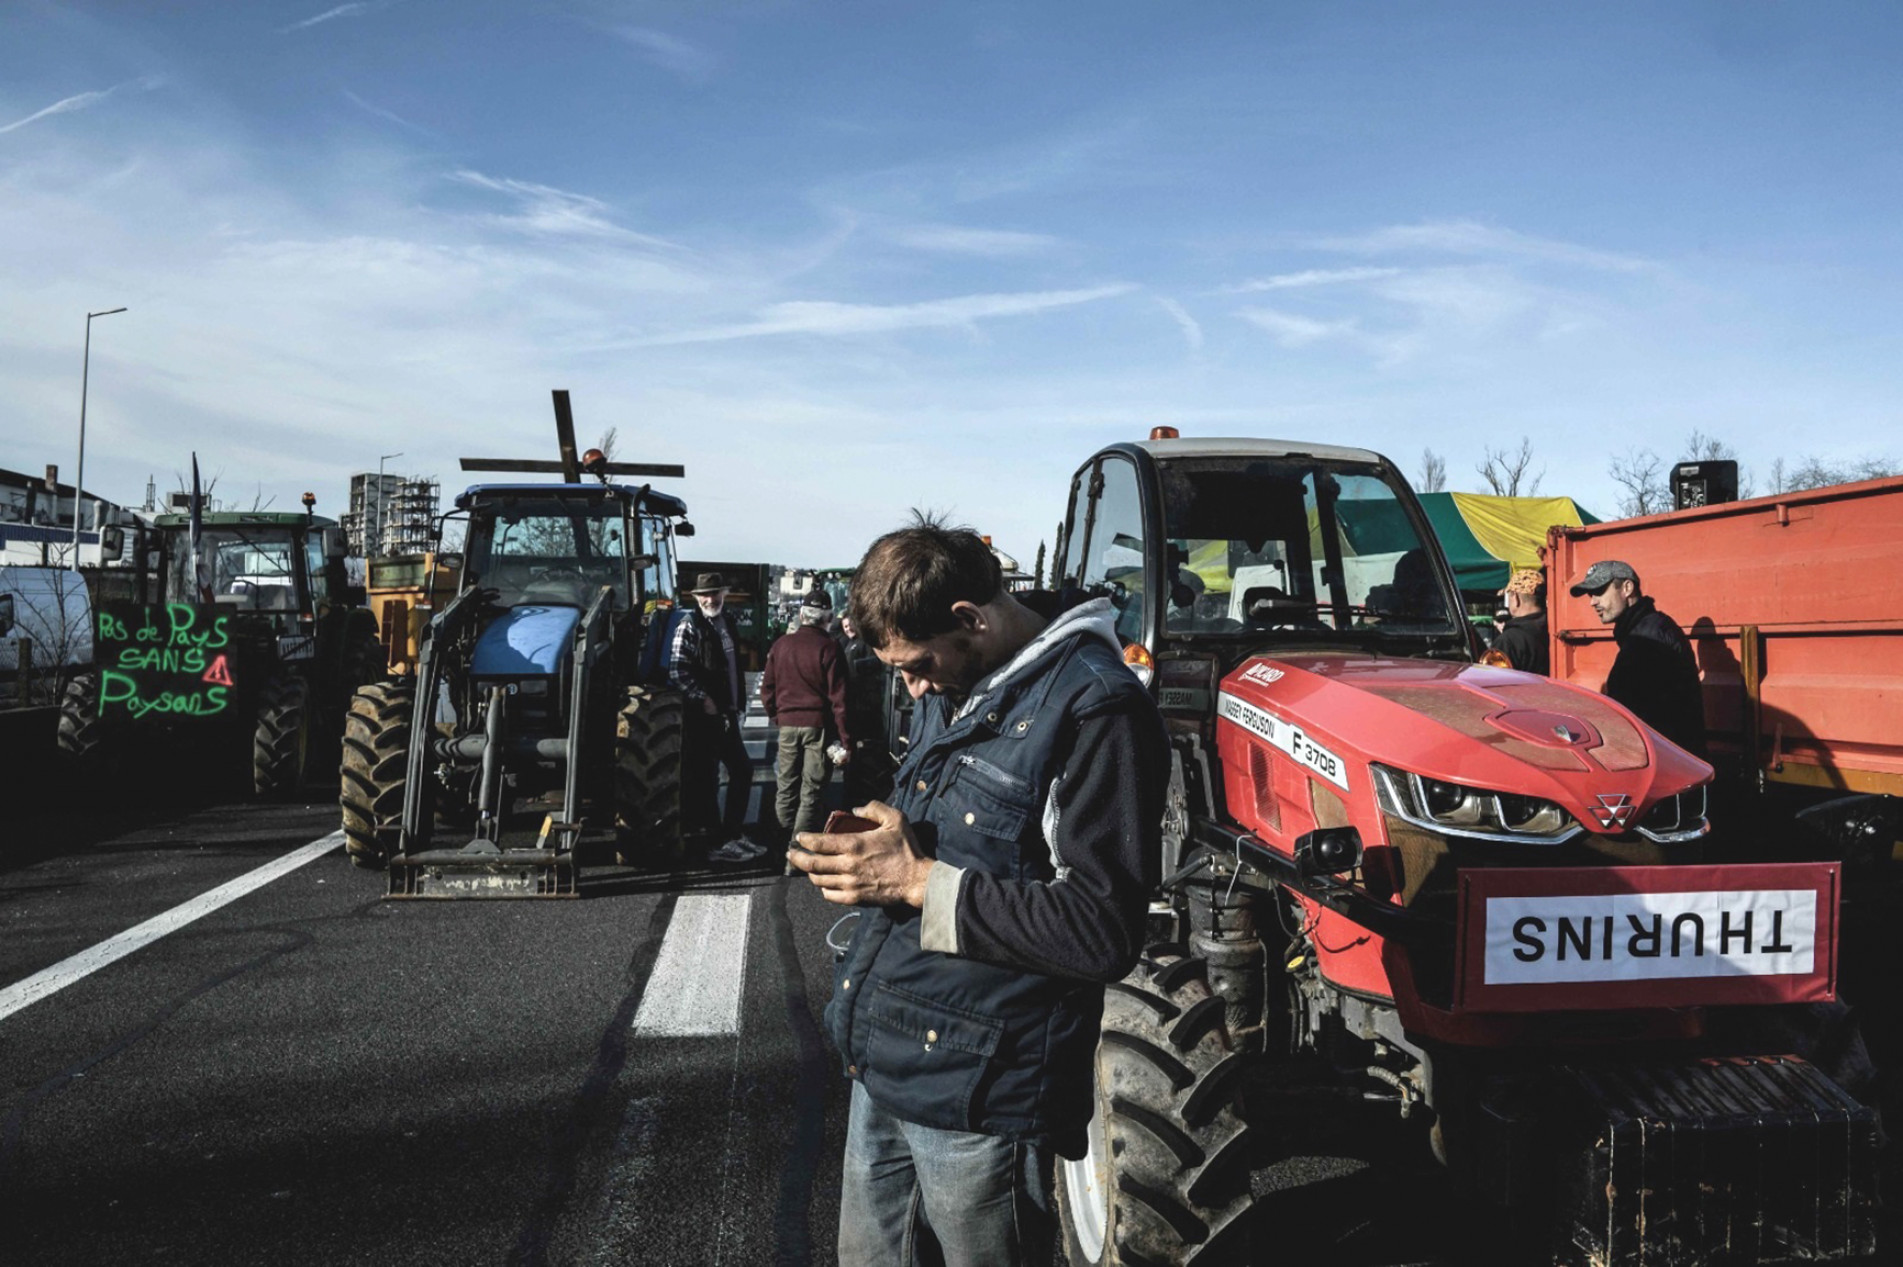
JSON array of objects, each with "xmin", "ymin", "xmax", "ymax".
[
  {"xmin": 373, "ymin": 452, "xmax": 404, "ymax": 557},
  {"xmin": 74, "ymin": 306, "xmax": 128, "ymax": 561}
]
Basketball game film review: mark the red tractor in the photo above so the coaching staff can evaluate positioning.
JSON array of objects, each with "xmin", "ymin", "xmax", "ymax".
[{"xmin": 1050, "ymin": 434, "xmax": 1877, "ymax": 1266}]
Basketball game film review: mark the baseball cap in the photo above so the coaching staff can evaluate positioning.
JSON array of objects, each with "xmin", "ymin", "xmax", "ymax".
[
  {"xmin": 1568, "ymin": 559, "xmax": 1638, "ymax": 597},
  {"xmin": 802, "ymin": 587, "xmax": 832, "ymax": 609},
  {"xmin": 1499, "ymin": 567, "xmax": 1544, "ymax": 598}
]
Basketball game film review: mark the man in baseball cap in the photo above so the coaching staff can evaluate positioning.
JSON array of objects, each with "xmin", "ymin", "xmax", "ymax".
[
  {"xmin": 1493, "ymin": 567, "xmax": 1549, "ymax": 675},
  {"xmin": 1568, "ymin": 559, "xmax": 1706, "ymax": 757}
]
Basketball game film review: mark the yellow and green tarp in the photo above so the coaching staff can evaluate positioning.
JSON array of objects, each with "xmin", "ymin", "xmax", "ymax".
[
  {"xmin": 1315, "ymin": 492, "xmax": 1599, "ymax": 595},
  {"xmin": 1420, "ymin": 493, "xmax": 1599, "ymax": 592}
]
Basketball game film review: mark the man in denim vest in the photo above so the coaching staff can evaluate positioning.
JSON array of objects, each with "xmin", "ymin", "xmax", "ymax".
[{"xmin": 789, "ymin": 518, "xmax": 1166, "ymax": 1266}]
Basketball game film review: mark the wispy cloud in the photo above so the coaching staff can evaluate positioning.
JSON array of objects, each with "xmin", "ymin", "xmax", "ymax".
[
  {"xmin": 0, "ymin": 77, "xmax": 163, "ymax": 136},
  {"xmin": 1236, "ymin": 306, "xmax": 1361, "ymax": 348},
  {"xmin": 885, "ymin": 223, "xmax": 1062, "ymax": 257},
  {"xmin": 632, "ymin": 284, "xmax": 1136, "ymax": 346},
  {"xmin": 1224, "ymin": 266, "xmax": 1401, "ymax": 293},
  {"xmin": 341, "ymin": 90, "xmax": 434, "ymax": 137},
  {"xmin": 1305, "ymin": 220, "xmax": 1648, "ymax": 273},
  {"xmin": 612, "ymin": 27, "xmax": 717, "ymax": 81},
  {"xmin": 282, "ymin": 3, "xmax": 382, "ymax": 35},
  {"xmin": 449, "ymin": 169, "xmax": 684, "ymax": 250},
  {"xmin": 1155, "ymin": 297, "xmax": 1203, "ymax": 351}
]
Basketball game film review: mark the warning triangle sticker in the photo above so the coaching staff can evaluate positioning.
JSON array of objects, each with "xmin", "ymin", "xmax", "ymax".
[{"xmin": 202, "ymin": 655, "xmax": 234, "ymax": 686}]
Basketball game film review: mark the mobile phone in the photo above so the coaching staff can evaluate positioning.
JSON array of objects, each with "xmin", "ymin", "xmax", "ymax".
[{"xmin": 824, "ymin": 811, "xmax": 880, "ymax": 834}]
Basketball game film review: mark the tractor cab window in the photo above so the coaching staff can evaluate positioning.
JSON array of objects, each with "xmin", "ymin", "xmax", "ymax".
[
  {"xmin": 1076, "ymin": 457, "xmax": 1148, "ymax": 644},
  {"xmin": 465, "ymin": 496, "xmax": 631, "ymax": 609},
  {"xmin": 304, "ymin": 533, "xmax": 330, "ymax": 606},
  {"xmin": 635, "ymin": 514, "xmax": 679, "ymax": 613},
  {"xmin": 1158, "ymin": 459, "xmax": 1456, "ymax": 640},
  {"xmin": 169, "ymin": 528, "xmax": 303, "ymax": 612}
]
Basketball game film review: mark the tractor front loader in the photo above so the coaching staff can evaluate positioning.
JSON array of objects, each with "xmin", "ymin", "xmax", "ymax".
[{"xmin": 339, "ymin": 390, "xmax": 693, "ymax": 898}]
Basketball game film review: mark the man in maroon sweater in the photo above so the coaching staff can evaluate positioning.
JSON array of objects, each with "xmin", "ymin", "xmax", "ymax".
[{"xmin": 762, "ymin": 587, "xmax": 852, "ymax": 843}]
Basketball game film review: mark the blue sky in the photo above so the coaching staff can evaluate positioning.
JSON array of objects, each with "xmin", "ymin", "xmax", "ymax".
[{"xmin": 4, "ymin": 2, "xmax": 1901, "ymax": 567}]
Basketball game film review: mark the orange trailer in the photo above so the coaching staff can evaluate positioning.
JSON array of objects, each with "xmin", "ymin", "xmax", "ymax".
[{"xmin": 1546, "ymin": 475, "xmax": 1903, "ymax": 810}]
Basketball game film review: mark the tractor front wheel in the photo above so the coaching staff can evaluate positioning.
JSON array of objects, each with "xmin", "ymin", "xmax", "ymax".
[
  {"xmin": 1057, "ymin": 945, "xmax": 1256, "ymax": 1266},
  {"xmin": 614, "ymin": 685, "xmax": 684, "ymax": 865},
  {"xmin": 57, "ymin": 671, "xmax": 104, "ymax": 767},
  {"xmin": 339, "ymin": 680, "xmax": 413, "ymax": 868},
  {"xmin": 253, "ymin": 672, "xmax": 312, "ymax": 799}
]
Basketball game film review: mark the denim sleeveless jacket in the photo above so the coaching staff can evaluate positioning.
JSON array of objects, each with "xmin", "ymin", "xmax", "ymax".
[{"xmin": 823, "ymin": 616, "xmax": 1147, "ymax": 1155}]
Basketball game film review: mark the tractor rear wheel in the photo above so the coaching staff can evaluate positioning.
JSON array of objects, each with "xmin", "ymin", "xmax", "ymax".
[
  {"xmin": 253, "ymin": 672, "xmax": 312, "ymax": 799},
  {"xmin": 1057, "ymin": 945, "xmax": 1256, "ymax": 1266},
  {"xmin": 57, "ymin": 671, "xmax": 104, "ymax": 766},
  {"xmin": 614, "ymin": 685, "xmax": 684, "ymax": 865},
  {"xmin": 340, "ymin": 680, "xmax": 413, "ymax": 868}
]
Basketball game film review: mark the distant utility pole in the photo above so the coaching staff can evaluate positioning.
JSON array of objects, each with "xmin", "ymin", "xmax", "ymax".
[{"xmin": 73, "ymin": 306, "xmax": 128, "ymax": 560}]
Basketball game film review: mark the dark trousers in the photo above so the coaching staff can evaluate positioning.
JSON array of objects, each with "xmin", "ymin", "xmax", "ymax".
[{"xmin": 684, "ymin": 709, "xmax": 754, "ymax": 838}]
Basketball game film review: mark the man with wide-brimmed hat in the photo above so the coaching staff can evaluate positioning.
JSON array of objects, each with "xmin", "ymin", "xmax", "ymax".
[{"xmin": 668, "ymin": 571, "xmax": 760, "ymax": 862}]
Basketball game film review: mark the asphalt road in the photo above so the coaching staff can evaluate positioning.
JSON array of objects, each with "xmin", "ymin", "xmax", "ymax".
[{"xmin": 3, "ymin": 758, "xmax": 1893, "ymax": 1265}]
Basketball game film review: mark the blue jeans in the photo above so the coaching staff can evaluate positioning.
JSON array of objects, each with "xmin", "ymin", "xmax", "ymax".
[{"xmin": 837, "ymin": 1082, "xmax": 1055, "ymax": 1267}]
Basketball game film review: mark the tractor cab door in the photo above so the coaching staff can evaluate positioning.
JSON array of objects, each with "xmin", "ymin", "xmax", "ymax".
[{"xmin": 1055, "ymin": 451, "xmax": 1158, "ymax": 656}]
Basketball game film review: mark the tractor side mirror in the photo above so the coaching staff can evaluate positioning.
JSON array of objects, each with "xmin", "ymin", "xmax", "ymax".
[
  {"xmin": 323, "ymin": 526, "xmax": 347, "ymax": 559},
  {"xmin": 1294, "ymin": 826, "xmax": 1363, "ymax": 879},
  {"xmin": 0, "ymin": 594, "xmax": 14, "ymax": 638},
  {"xmin": 675, "ymin": 520, "xmax": 696, "ymax": 537},
  {"xmin": 100, "ymin": 525, "xmax": 125, "ymax": 561}
]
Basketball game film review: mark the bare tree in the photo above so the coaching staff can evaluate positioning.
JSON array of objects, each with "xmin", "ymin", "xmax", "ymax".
[
  {"xmin": 1476, "ymin": 437, "xmax": 1544, "ymax": 497},
  {"xmin": 595, "ymin": 426, "xmax": 619, "ymax": 462},
  {"xmin": 1418, "ymin": 448, "xmax": 1447, "ymax": 494},
  {"xmin": 1608, "ymin": 449, "xmax": 1670, "ymax": 518},
  {"xmin": 1776, "ymin": 453, "xmax": 1902, "ymax": 492}
]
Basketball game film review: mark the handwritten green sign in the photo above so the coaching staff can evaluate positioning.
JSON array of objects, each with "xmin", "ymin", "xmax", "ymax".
[{"xmin": 96, "ymin": 603, "xmax": 238, "ymax": 720}]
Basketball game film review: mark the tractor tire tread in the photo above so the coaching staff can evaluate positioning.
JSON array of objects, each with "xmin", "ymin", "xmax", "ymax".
[
  {"xmin": 1059, "ymin": 949, "xmax": 1256, "ymax": 1266},
  {"xmin": 338, "ymin": 680, "xmax": 413, "ymax": 868}
]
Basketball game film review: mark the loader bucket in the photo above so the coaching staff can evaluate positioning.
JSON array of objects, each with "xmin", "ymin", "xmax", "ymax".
[{"xmin": 386, "ymin": 846, "xmax": 579, "ymax": 899}]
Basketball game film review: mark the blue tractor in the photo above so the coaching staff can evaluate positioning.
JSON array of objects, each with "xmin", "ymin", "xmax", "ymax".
[{"xmin": 338, "ymin": 391, "xmax": 693, "ymax": 896}]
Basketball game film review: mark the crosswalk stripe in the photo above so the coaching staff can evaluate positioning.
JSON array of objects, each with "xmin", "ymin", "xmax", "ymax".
[
  {"xmin": 0, "ymin": 830, "xmax": 344, "ymax": 1025},
  {"xmin": 631, "ymin": 893, "xmax": 753, "ymax": 1036}
]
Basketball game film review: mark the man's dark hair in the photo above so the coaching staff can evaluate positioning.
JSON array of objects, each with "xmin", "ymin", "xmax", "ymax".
[{"xmin": 851, "ymin": 512, "xmax": 1003, "ymax": 649}]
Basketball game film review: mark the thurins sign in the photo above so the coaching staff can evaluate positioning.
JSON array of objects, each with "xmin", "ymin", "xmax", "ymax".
[
  {"xmin": 1453, "ymin": 862, "xmax": 1839, "ymax": 1013},
  {"xmin": 95, "ymin": 603, "xmax": 238, "ymax": 721}
]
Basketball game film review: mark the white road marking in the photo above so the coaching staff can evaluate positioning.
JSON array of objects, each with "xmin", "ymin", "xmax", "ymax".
[
  {"xmin": 632, "ymin": 893, "xmax": 753, "ymax": 1036},
  {"xmin": 0, "ymin": 830, "xmax": 345, "ymax": 1025}
]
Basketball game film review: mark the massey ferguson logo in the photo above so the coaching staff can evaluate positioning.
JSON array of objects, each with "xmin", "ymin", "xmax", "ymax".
[
  {"xmin": 1590, "ymin": 793, "xmax": 1634, "ymax": 829},
  {"xmin": 1239, "ymin": 663, "xmax": 1284, "ymax": 686}
]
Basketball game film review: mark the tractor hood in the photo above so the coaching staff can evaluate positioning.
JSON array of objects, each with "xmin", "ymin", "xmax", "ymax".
[
  {"xmin": 1217, "ymin": 653, "xmax": 1712, "ymax": 836},
  {"xmin": 471, "ymin": 605, "xmax": 579, "ymax": 677}
]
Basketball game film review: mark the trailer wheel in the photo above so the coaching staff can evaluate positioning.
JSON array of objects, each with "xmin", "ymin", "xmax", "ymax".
[
  {"xmin": 57, "ymin": 671, "xmax": 104, "ymax": 765},
  {"xmin": 340, "ymin": 680, "xmax": 413, "ymax": 868},
  {"xmin": 614, "ymin": 685, "xmax": 683, "ymax": 865},
  {"xmin": 253, "ymin": 672, "xmax": 312, "ymax": 799},
  {"xmin": 1057, "ymin": 945, "xmax": 1256, "ymax": 1266}
]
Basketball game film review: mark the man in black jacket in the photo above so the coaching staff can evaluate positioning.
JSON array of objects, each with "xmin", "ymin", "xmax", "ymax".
[
  {"xmin": 1494, "ymin": 567, "xmax": 1550, "ymax": 675},
  {"xmin": 1571, "ymin": 559, "xmax": 1707, "ymax": 757},
  {"xmin": 788, "ymin": 520, "xmax": 1165, "ymax": 1267},
  {"xmin": 668, "ymin": 572, "xmax": 759, "ymax": 862}
]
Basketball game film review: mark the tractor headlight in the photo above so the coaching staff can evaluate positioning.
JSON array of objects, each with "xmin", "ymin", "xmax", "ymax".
[
  {"xmin": 1635, "ymin": 785, "xmax": 1710, "ymax": 842},
  {"xmin": 1372, "ymin": 764, "xmax": 1582, "ymax": 844}
]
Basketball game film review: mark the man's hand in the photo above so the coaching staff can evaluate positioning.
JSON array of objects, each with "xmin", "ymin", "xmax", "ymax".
[
  {"xmin": 700, "ymin": 696, "xmax": 720, "ymax": 716},
  {"xmin": 788, "ymin": 800, "xmax": 934, "ymax": 908}
]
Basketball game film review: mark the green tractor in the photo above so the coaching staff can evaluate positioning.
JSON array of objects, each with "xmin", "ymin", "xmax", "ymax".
[
  {"xmin": 59, "ymin": 508, "xmax": 383, "ymax": 797},
  {"xmin": 338, "ymin": 391, "xmax": 693, "ymax": 897}
]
